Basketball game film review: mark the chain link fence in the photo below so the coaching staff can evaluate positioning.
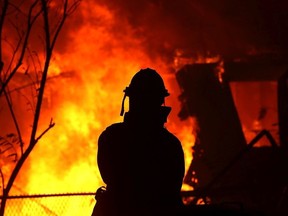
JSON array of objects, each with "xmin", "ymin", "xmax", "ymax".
[{"xmin": 3, "ymin": 193, "xmax": 96, "ymax": 216}]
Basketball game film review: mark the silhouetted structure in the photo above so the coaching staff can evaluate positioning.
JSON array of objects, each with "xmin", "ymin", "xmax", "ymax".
[
  {"xmin": 177, "ymin": 62, "xmax": 288, "ymax": 215},
  {"xmin": 177, "ymin": 63, "xmax": 247, "ymax": 190},
  {"xmin": 92, "ymin": 68, "xmax": 185, "ymax": 216},
  {"xmin": 278, "ymin": 70, "xmax": 288, "ymax": 149}
]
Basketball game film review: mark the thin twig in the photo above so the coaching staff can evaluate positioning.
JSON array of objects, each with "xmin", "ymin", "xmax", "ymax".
[
  {"xmin": 3, "ymin": 89, "xmax": 24, "ymax": 155},
  {"xmin": 4, "ymin": 33, "xmax": 24, "ymax": 80},
  {"xmin": 0, "ymin": 169, "xmax": 4, "ymax": 198},
  {"xmin": 0, "ymin": 0, "xmax": 9, "ymax": 74},
  {"xmin": 7, "ymin": 1, "xmax": 26, "ymax": 16},
  {"xmin": 67, "ymin": 0, "xmax": 82, "ymax": 14},
  {"xmin": 0, "ymin": 0, "xmax": 41, "ymax": 96},
  {"xmin": 35, "ymin": 119, "xmax": 55, "ymax": 143}
]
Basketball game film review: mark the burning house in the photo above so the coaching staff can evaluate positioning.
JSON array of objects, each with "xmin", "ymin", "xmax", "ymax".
[
  {"xmin": 1, "ymin": 0, "xmax": 288, "ymax": 215},
  {"xmin": 176, "ymin": 56, "xmax": 288, "ymax": 215}
]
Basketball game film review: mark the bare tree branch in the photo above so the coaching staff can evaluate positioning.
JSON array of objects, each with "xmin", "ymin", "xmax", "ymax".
[
  {"xmin": 0, "ymin": 169, "xmax": 4, "ymax": 199},
  {"xmin": 7, "ymin": 1, "xmax": 26, "ymax": 16},
  {"xmin": 0, "ymin": 0, "xmax": 9, "ymax": 73},
  {"xmin": 0, "ymin": 121, "xmax": 54, "ymax": 215},
  {"xmin": 67, "ymin": 0, "xmax": 81, "ymax": 14},
  {"xmin": 0, "ymin": 0, "xmax": 42, "ymax": 96},
  {"xmin": 0, "ymin": 1, "xmax": 80, "ymax": 214},
  {"xmin": 3, "ymin": 89, "xmax": 24, "ymax": 155},
  {"xmin": 3, "ymin": 33, "xmax": 24, "ymax": 79},
  {"xmin": 35, "ymin": 118, "xmax": 55, "ymax": 143}
]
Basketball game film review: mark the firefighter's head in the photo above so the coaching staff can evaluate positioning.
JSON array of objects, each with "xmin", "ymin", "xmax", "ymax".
[{"xmin": 120, "ymin": 68, "xmax": 169, "ymax": 115}]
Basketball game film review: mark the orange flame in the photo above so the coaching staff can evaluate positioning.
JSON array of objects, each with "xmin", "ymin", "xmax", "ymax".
[{"xmin": 3, "ymin": 2, "xmax": 195, "ymax": 215}]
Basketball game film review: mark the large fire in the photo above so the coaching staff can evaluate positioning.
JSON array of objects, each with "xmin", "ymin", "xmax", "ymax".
[{"xmin": 3, "ymin": 2, "xmax": 195, "ymax": 215}]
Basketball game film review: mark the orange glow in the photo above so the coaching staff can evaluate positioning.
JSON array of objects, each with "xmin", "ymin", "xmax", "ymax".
[
  {"xmin": 3, "ymin": 2, "xmax": 196, "ymax": 215},
  {"xmin": 174, "ymin": 49, "xmax": 222, "ymax": 69}
]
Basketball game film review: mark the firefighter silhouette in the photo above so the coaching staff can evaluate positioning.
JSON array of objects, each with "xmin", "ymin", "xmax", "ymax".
[{"xmin": 92, "ymin": 68, "xmax": 185, "ymax": 216}]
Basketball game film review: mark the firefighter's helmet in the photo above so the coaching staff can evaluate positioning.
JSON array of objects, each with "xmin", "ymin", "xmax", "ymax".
[{"xmin": 120, "ymin": 68, "xmax": 169, "ymax": 116}]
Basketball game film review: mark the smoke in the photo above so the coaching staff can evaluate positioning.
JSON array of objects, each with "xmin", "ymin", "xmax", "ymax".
[{"xmin": 58, "ymin": 0, "xmax": 288, "ymax": 60}]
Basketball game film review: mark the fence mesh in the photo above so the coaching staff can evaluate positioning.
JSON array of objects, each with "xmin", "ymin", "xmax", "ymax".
[{"xmin": 3, "ymin": 193, "xmax": 96, "ymax": 216}]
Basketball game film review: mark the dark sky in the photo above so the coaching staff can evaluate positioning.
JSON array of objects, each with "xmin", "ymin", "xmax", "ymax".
[
  {"xmin": 5, "ymin": 0, "xmax": 288, "ymax": 61},
  {"xmin": 52, "ymin": 0, "xmax": 288, "ymax": 62},
  {"xmin": 93, "ymin": 0, "xmax": 288, "ymax": 60}
]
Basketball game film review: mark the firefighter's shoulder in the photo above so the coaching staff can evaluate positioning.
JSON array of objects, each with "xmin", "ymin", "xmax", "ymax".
[
  {"xmin": 162, "ymin": 127, "xmax": 181, "ymax": 144},
  {"xmin": 99, "ymin": 122, "xmax": 126, "ymax": 139}
]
